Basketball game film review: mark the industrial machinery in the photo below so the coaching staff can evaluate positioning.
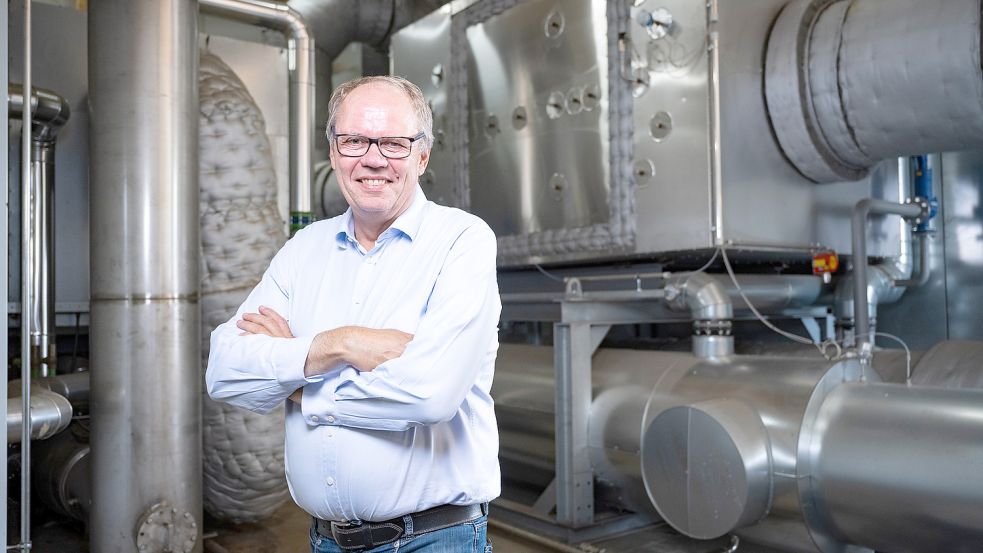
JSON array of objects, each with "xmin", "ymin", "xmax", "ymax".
[{"xmin": 3, "ymin": 0, "xmax": 983, "ymax": 552}]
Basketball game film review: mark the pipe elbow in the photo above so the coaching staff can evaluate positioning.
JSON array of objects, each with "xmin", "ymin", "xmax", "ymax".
[{"xmin": 667, "ymin": 273, "xmax": 733, "ymax": 321}]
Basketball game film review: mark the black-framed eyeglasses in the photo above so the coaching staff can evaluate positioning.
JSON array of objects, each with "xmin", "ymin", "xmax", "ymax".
[{"xmin": 329, "ymin": 127, "xmax": 426, "ymax": 159}]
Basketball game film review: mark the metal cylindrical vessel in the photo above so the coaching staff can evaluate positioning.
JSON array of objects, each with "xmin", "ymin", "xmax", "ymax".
[
  {"xmin": 88, "ymin": 0, "xmax": 202, "ymax": 551},
  {"xmin": 805, "ymin": 383, "xmax": 983, "ymax": 553}
]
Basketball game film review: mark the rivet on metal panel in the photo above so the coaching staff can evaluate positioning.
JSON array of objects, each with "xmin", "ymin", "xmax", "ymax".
[
  {"xmin": 431, "ymin": 63, "xmax": 444, "ymax": 86},
  {"xmin": 582, "ymin": 84, "xmax": 601, "ymax": 110},
  {"xmin": 546, "ymin": 91, "xmax": 565, "ymax": 119},
  {"xmin": 565, "ymin": 88, "xmax": 584, "ymax": 115},
  {"xmin": 434, "ymin": 129, "xmax": 445, "ymax": 151},
  {"xmin": 544, "ymin": 9, "xmax": 565, "ymax": 39},
  {"xmin": 484, "ymin": 113, "xmax": 500, "ymax": 137},
  {"xmin": 649, "ymin": 111, "xmax": 673, "ymax": 142},
  {"xmin": 549, "ymin": 173, "xmax": 567, "ymax": 202},
  {"xmin": 633, "ymin": 159, "xmax": 656, "ymax": 186},
  {"xmin": 631, "ymin": 68, "xmax": 650, "ymax": 98},
  {"xmin": 511, "ymin": 106, "xmax": 527, "ymax": 130}
]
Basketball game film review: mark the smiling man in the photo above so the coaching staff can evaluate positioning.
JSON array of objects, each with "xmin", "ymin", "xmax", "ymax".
[{"xmin": 206, "ymin": 76, "xmax": 501, "ymax": 553}]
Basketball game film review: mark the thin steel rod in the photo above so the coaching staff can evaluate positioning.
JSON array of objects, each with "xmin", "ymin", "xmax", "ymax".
[
  {"xmin": 19, "ymin": 0, "xmax": 32, "ymax": 549},
  {"xmin": 1, "ymin": 0, "xmax": 9, "ymax": 544}
]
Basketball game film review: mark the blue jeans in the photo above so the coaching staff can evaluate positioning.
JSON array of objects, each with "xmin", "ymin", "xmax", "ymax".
[{"xmin": 310, "ymin": 514, "xmax": 493, "ymax": 553}]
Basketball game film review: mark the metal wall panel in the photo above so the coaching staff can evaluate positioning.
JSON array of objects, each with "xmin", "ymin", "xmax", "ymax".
[
  {"xmin": 465, "ymin": 0, "xmax": 610, "ymax": 236},
  {"xmin": 389, "ymin": 6, "xmax": 458, "ymax": 207},
  {"xmin": 940, "ymin": 151, "xmax": 983, "ymax": 340}
]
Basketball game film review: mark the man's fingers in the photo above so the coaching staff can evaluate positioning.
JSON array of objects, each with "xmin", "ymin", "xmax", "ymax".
[
  {"xmin": 237, "ymin": 318, "xmax": 273, "ymax": 336},
  {"xmin": 241, "ymin": 312, "xmax": 282, "ymax": 337},
  {"xmin": 259, "ymin": 306, "xmax": 293, "ymax": 338}
]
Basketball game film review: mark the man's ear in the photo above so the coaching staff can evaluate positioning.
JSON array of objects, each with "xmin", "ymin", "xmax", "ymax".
[{"xmin": 417, "ymin": 145, "xmax": 431, "ymax": 173}]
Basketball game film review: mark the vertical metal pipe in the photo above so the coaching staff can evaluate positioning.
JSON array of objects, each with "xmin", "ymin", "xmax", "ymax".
[
  {"xmin": 198, "ymin": 0, "xmax": 315, "ymax": 233},
  {"xmin": 850, "ymin": 199, "xmax": 922, "ymax": 356},
  {"xmin": 89, "ymin": 0, "xmax": 202, "ymax": 551},
  {"xmin": 19, "ymin": 0, "xmax": 32, "ymax": 548},
  {"xmin": 707, "ymin": 0, "xmax": 723, "ymax": 245},
  {"xmin": 1, "ymin": 0, "xmax": 10, "ymax": 544},
  {"xmin": 30, "ymin": 140, "xmax": 56, "ymax": 377}
]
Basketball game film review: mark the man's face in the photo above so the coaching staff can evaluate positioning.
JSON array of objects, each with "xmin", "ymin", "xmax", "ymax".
[{"xmin": 329, "ymin": 84, "xmax": 430, "ymax": 226}]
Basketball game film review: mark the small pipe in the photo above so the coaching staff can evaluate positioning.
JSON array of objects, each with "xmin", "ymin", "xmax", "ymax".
[
  {"xmin": 893, "ymin": 232, "xmax": 931, "ymax": 288},
  {"xmin": 20, "ymin": 1, "xmax": 33, "ymax": 548},
  {"xmin": 200, "ymin": 0, "xmax": 315, "ymax": 233},
  {"xmin": 721, "ymin": 535, "xmax": 740, "ymax": 553},
  {"xmin": 851, "ymin": 198, "xmax": 923, "ymax": 355},
  {"xmin": 6, "ymin": 388, "xmax": 72, "ymax": 443}
]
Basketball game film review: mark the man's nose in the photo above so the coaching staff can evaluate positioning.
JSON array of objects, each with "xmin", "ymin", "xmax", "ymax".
[{"xmin": 359, "ymin": 143, "xmax": 389, "ymax": 167}]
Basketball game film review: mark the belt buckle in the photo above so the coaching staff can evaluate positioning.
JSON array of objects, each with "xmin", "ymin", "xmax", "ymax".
[{"xmin": 330, "ymin": 519, "xmax": 403, "ymax": 551}]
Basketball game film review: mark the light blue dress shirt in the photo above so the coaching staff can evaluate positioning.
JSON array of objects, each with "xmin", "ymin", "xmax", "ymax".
[{"xmin": 205, "ymin": 188, "xmax": 502, "ymax": 522}]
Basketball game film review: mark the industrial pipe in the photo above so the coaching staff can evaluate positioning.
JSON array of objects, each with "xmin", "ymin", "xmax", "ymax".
[
  {"xmin": 11, "ymin": 372, "xmax": 88, "ymax": 411},
  {"xmin": 850, "ymin": 198, "xmax": 925, "ymax": 357},
  {"xmin": 6, "ymin": 387, "xmax": 72, "ymax": 443},
  {"xmin": 8, "ymin": 84, "xmax": 71, "ymax": 379},
  {"xmin": 89, "ymin": 0, "xmax": 202, "ymax": 551},
  {"xmin": 18, "ymin": 2, "xmax": 33, "ymax": 549},
  {"xmin": 200, "ymin": 0, "xmax": 315, "ymax": 233}
]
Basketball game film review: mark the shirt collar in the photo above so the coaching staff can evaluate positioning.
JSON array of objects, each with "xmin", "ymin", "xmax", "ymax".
[{"xmin": 334, "ymin": 186, "xmax": 427, "ymax": 249}]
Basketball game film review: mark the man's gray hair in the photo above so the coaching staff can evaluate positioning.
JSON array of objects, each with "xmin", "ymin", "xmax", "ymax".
[{"xmin": 326, "ymin": 75, "xmax": 434, "ymax": 151}]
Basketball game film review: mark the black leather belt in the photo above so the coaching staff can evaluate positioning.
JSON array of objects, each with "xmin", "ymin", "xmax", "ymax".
[{"xmin": 313, "ymin": 503, "xmax": 488, "ymax": 551}]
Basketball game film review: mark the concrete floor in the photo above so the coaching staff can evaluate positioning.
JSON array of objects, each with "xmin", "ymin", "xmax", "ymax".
[{"xmin": 34, "ymin": 501, "xmax": 781, "ymax": 553}]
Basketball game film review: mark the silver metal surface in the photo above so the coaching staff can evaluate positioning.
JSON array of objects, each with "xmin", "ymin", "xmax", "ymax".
[
  {"xmin": 88, "ymin": 0, "xmax": 202, "ymax": 549},
  {"xmin": 33, "ymin": 424, "xmax": 90, "ymax": 520},
  {"xmin": 850, "ymin": 198, "xmax": 923, "ymax": 353},
  {"xmin": 200, "ymin": 0, "xmax": 315, "ymax": 230},
  {"xmin": 645, "ymin": 398, "xmax": 771, "ymax": 539},
  {"xmin": 390, "ymin": 6, "xmax": 456, "ymax": 205},
  {"xmin": 19, "ymin": 0, "xmax": 33, "ymax": 548},
  {"xmin": 6, "ymin": 387, "xmax": 72, "ymax": 443},
  {"xmin": 9, "ymin": 85, "xmax": 71, "ymax": 379},
  {"xmin": 665, "ymin": 272, "xmax": 732, "ymax": 320},
  {"xmin": 464, "ymin": 0, "xmax": 611, "ymax": 236},
  {"xmin": 1, "ymin": 0, "xmax": 8, "ymax": 540},
  {"xmin": 11, "ymin": 372, "xmax": 89, "ymax": 410},
  {"xmin": 805, "ymin": 382, "xmax": 983, "ymax": 553}
]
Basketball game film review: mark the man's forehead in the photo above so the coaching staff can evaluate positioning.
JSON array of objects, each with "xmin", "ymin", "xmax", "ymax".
[{"xmin": 336, "ymin": 84, "xmax": 416, "ymax": 131}]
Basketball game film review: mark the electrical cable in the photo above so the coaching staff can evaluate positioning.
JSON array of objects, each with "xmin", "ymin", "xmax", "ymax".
[
  {"xmin": 719, "ymin": 247, "xmax": 828, "ymax": 356},
  {"xmin": 872, "ymin": 331, "xmax": 913, "ymax": 385},
  {"xmin": 533, "ymin": 263, "xmax": 564, "ymax": 282}
]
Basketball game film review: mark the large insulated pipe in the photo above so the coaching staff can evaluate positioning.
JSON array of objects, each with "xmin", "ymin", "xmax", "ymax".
[
  {"xmin": 8, "ymin": 84, "xmax": 70, "ymax": 379},
  {"xmin": 765, "ymin": 0, "xmax": 983, "ymax": 183},
  {"xmin": 802, "ymin": 382, "xmax": 983, "ymax": 553},
  {"xmin": 89, "ymin": 1, "xmax": 202, "ymax": 552},
  {"xmin": 6, "ymin": 388, "xmax": 72, "ymax": 443},
  {"xmin": 200, "ymin": 0, "xmax": 314, "ymax": 233}
]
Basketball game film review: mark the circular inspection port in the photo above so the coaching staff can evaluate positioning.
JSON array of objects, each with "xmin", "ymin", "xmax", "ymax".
[
  {"xmin": 431, "ymin": 63, "xmax": 444, "ymax": 86},
  {"xmin": 633, "ymin": 159, "xmax": 656, "ymax": 185},
  {"xmin": 485, "ymin": 113, "xmax": 501, "ymax": 137}
]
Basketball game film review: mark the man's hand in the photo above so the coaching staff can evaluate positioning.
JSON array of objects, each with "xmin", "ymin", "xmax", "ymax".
[
  {"xmin": 305, "ymin": 327, "xmax": 414, "ymax": 377},
  {"xmin": 236, "ymin": 307, "xmax": 302, "ymax": 405},
  {"xmin": 237, "ymin": 306, "xmax": 293, "ymax": 338}
]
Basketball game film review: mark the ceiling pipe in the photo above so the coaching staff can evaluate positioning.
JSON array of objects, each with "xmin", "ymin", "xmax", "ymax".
[{"xmin": 200, "ymin": 0, "xmax": 316, "ymax": 233}]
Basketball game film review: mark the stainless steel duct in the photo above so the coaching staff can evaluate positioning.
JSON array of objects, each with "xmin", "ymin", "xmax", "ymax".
[
  {"xmin": 8, "ymin": 84, "xmax": 70, "ymax": 379},
  {"xmin": 89, "ymin": 0, "xmax": 202, "ymax": 551},
  {"xmin": 200, "ymin": 0, "xmax": 315, "ymax": 232},
  {"xmin": 6, "ymin": 387, "xmax": 72, "ymax": 443}
]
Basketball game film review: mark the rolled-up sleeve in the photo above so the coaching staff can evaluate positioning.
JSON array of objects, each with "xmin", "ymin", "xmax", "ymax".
[
  {"xmin": 300, "ymin": 222, "xmax": 500, "ymax": 430},
  {"xmin": 205, "ymin": 239, "xmax": 323, "ymax": 414}
]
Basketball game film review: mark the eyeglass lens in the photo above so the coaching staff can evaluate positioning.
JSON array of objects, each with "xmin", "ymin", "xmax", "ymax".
[{"xmin": 337, "ymin": 135, "xmax": 413, "ymax": 158}]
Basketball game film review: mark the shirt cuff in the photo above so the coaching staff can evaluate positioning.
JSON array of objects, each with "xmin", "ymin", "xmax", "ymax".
[
  {"xmin": 271, "ymin": 334, "xmax": 319, "ymax": 387},
  {"xmin": 301, "ymin": 371, "xmax": 342, "ymax": 426}
]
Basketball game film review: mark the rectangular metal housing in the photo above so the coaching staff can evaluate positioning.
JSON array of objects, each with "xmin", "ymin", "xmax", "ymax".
[{"xmin": 392, "ymin": 0, "xmax": 901, "ymax": 267}]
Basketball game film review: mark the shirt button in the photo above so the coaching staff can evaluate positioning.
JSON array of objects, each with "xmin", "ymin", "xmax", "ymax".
[
  {"xmin": 326, "ymin": 477, "xmax": 335, "ymax": 486},
  {"xmin": 326, "ymin": 415, "xmax": 335, "ymax": 424},
  {"xmin": 310, "ymin": 415, "xmax": 319, "ymax": 423}
]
